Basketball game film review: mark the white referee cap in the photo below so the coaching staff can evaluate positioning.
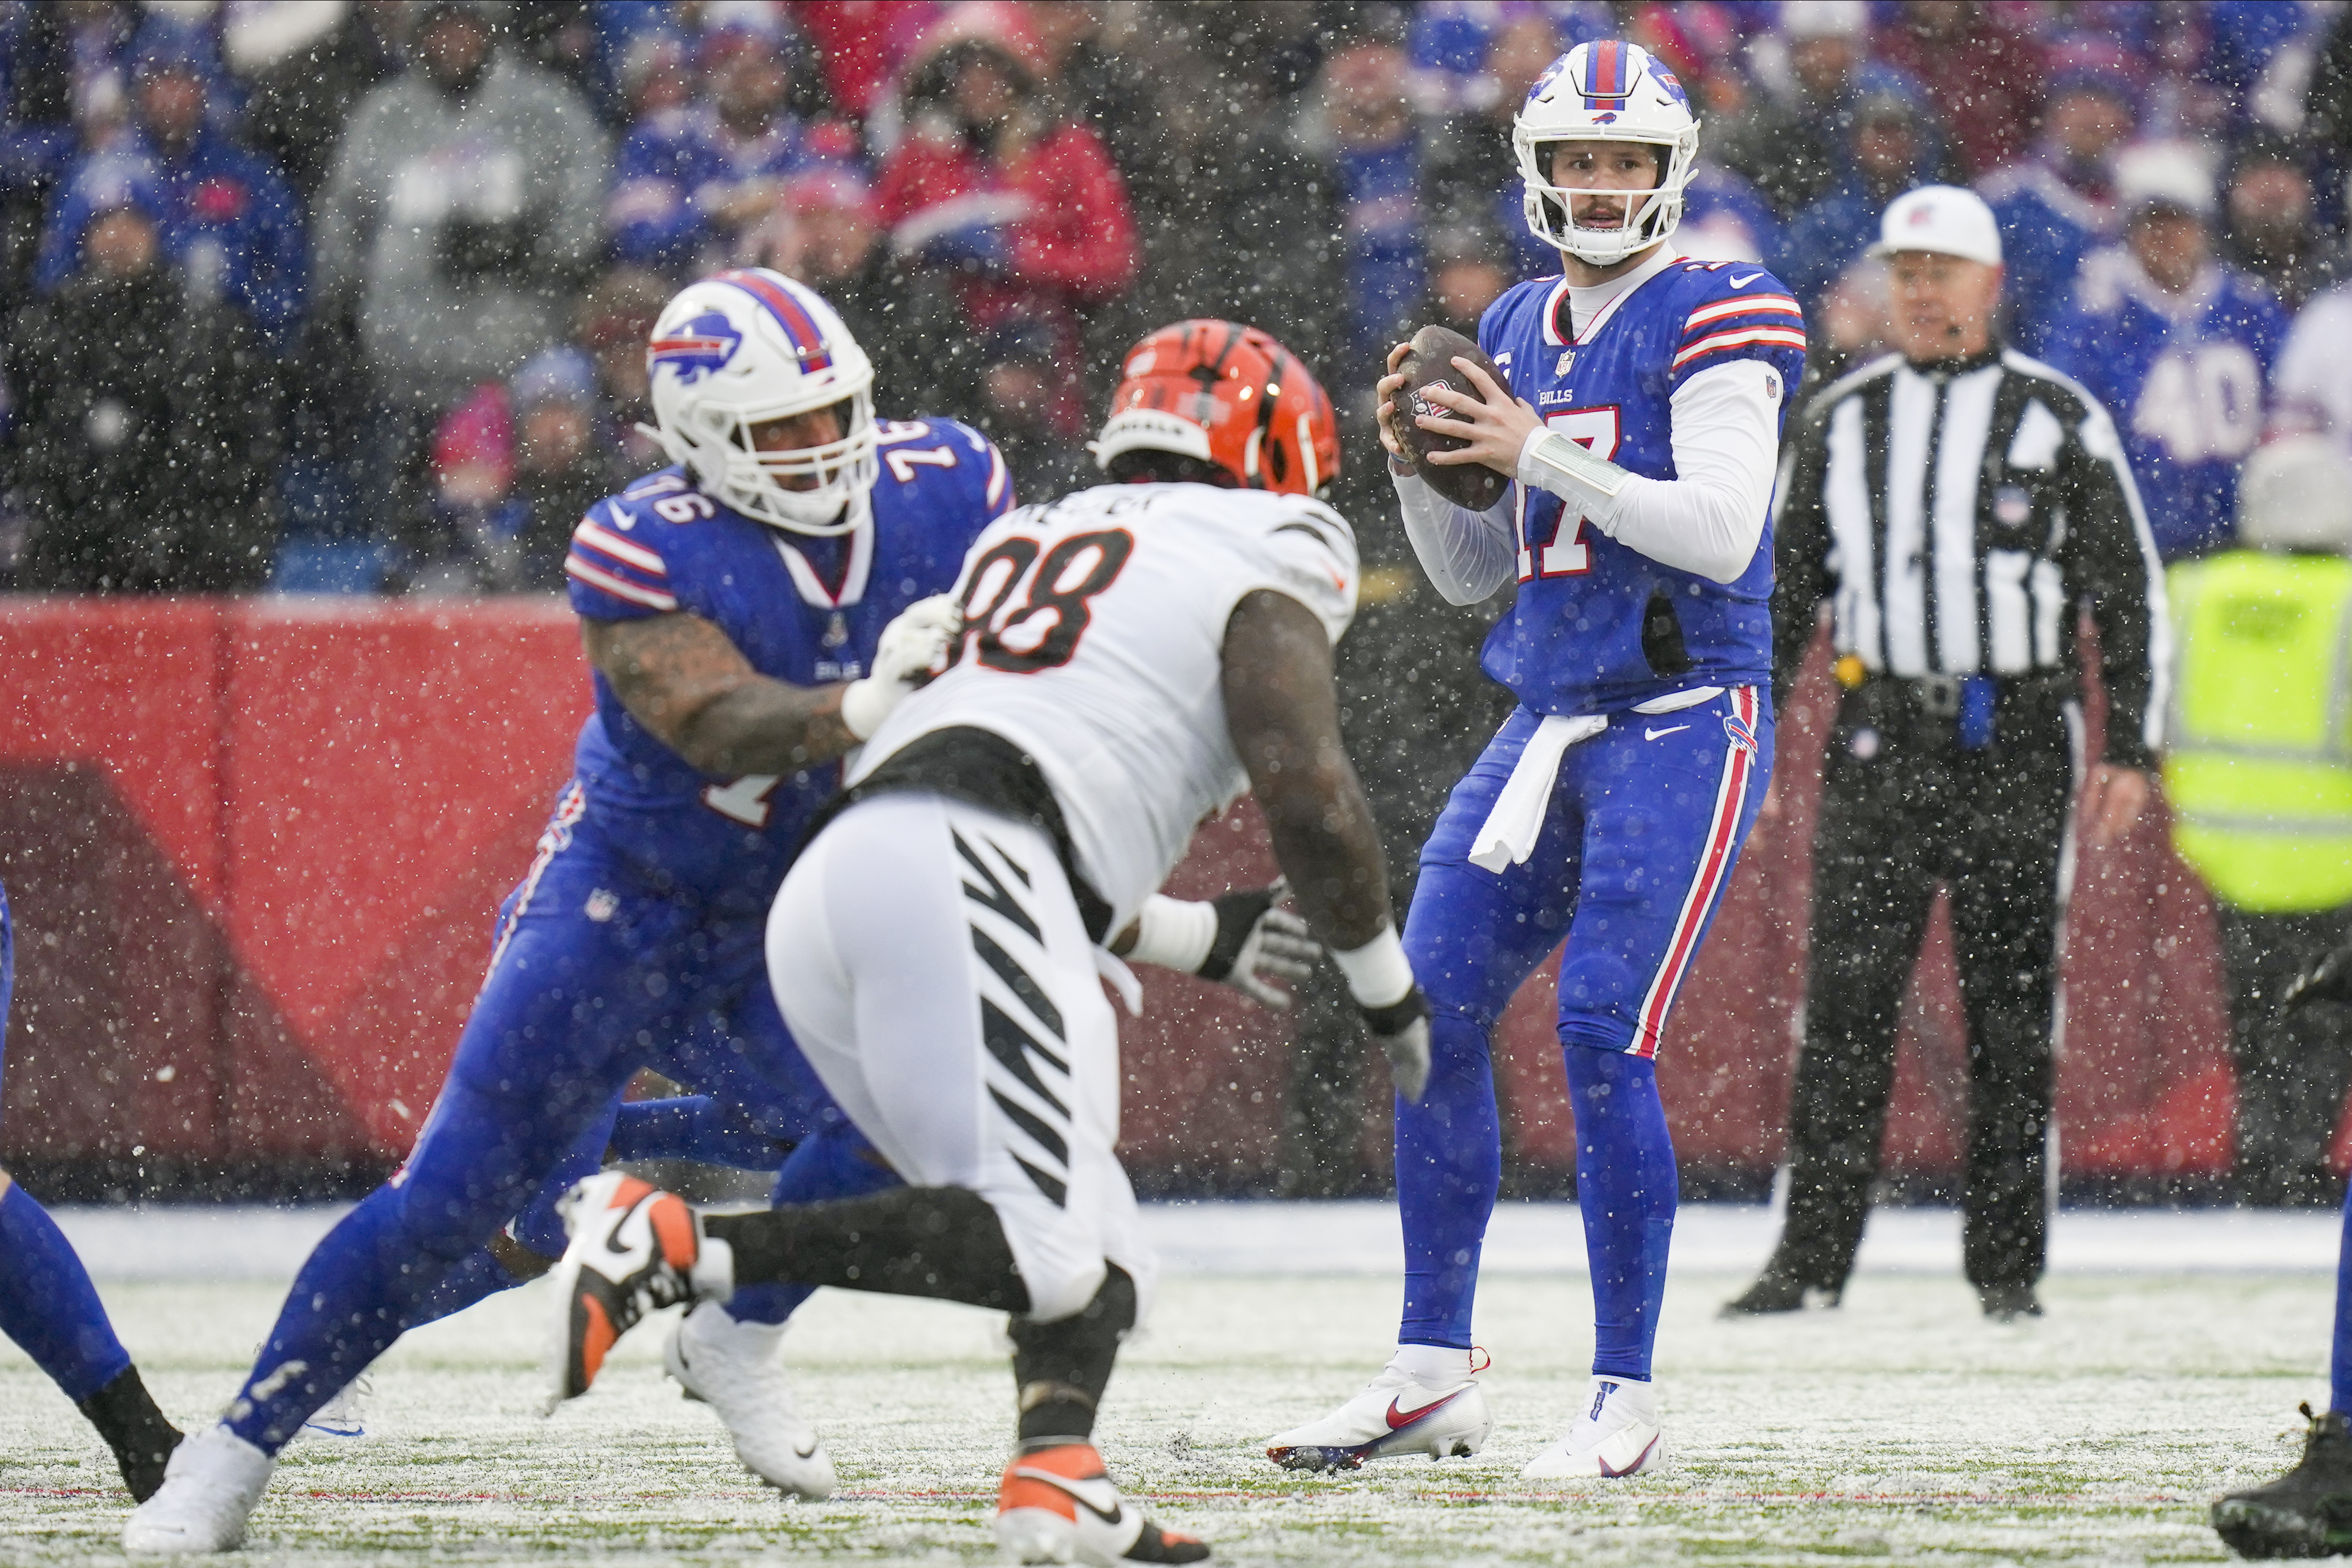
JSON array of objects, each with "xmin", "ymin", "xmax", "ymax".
[{"xmin": 1868, "ymin": 185, "xmax": 2004, "ymax": 268}]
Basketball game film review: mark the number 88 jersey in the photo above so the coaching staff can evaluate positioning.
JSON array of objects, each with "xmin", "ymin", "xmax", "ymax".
[{"xmin": 850, "ymin": 481, "xmax": 1360, "ymax": 931}]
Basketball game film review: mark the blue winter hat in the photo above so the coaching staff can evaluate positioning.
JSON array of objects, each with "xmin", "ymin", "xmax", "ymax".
[{"xmin": 512, "ymin": 347, "xmax": 600, "ymax": 411}]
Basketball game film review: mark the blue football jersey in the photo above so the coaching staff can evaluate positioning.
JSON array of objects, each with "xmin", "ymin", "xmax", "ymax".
[
  {"xmin": 561, "ymin": 417, "xmax": 1013, "ymax": 910},
  {"xmin": 1476, "ymin": 256, "xmax": 1809, "ymax": 716}
]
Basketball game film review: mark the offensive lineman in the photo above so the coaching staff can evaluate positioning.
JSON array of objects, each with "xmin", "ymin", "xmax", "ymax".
[
  {"xmin": 1265, "ymin": 41, "xmax": 1806, "ymax": 1478},
  {"xmin": 124, "ymin": 270, "xmax": 1012, "ymax": 1552},
  {"xmin": 545, "ymin": 321, "xmax": 1433, "ymax": 1566}
]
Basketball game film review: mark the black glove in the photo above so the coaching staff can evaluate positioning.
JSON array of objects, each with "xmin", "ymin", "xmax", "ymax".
[
  {"xmin": 2285, "ymin": 945, "xmax": 2352, "ymax": 1015},
  {"xmin": 1196, "ymin": 882, "xmax": 1318, "ymax": 1009},
  {"xmin": 1359, "ymin": 987, "xmax": 1431, "ymax": 1103}
]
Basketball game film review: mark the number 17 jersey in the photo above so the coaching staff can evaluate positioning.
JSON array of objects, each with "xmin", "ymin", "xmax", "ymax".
[{"xmin": 1477, "ymin": 253, "xmax": 1807, "ymax": 716}]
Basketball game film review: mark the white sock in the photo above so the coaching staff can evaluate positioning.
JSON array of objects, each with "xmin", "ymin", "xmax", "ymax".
[{"xmin": 1390, "ymin": 1343, "xmax": 1473, "ymax": 1389}]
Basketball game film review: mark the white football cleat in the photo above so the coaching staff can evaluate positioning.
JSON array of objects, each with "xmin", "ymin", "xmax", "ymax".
[
  {"xmin": 1264, "ymin": 1350, "xmax": 1493, "ymax": 1471},
  {"xmin": 1520, "ymin": 1376, "xmax": 1664, "ymax": 1480},
  {"xmin": 121, "ymin": 1424, "xmax": 275, "ymax": 1554},
  {"xmin": 665, "ymin": 1302, "xmax": 836, "ymax": 1499}
]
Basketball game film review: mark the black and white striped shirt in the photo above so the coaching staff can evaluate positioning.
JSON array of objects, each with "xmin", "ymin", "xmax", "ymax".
[{"xmin": 1770, "ymin": 345, "xmax": 2171, "ymax": 768}]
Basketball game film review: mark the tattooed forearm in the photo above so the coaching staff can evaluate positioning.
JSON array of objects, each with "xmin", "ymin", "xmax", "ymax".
[{"xmin": 581, "ymin": 613, "xmax": 859, "ymax": 776}]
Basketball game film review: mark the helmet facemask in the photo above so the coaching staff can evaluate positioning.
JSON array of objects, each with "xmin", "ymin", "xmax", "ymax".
[
  {"xmin": 689, "ymin": 389, "xmax": 879, "ymax": 535},
  {"xmin": 1516, "ymin": 127, "xmax": 1697, "ymax": 266}
]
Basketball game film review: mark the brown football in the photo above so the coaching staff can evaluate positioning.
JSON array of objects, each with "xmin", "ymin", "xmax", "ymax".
[{"xmin": 1394, "ymin": 324, "xmax": 1512, "ymax": 512}]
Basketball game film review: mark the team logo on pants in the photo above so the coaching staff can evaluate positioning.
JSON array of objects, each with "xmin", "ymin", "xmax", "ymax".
[{"xmin": 1722, "ymin": 709, "xmax": 1757, "ymax": 758}]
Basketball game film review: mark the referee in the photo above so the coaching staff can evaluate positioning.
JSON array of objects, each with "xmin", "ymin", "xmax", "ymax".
[{"xmin": 1729, "ymin": 187, "xmax": 2169, "ymax": 1321}]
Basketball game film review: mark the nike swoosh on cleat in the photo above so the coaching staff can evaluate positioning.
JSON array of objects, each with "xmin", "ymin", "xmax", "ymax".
[
  {"xmin": 1016, "ymin": 1468, "xmax": 1124, "ymax": 1527},
  {"xmin": 1728, "ymin": 272, "xmax": 1763, "ymax": 288},
  {"xmin": 1644, "ymin": 725, "xmax": 1689, "ymax": 740},
  {"xmin": 793, "ymin": 1439, "xmax": 819, "ymax": 1460},
  {"xmin": 1384, "ymin": 1388, "xmax": 1465, "ymax": 1431},
  {"xmin": 1598, "ymin": 1434, "xmax": 1659, "ymax": 1478}
]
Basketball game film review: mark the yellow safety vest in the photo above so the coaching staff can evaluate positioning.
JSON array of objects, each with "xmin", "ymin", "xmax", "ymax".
[{"xmin": 2165, "ymin": 550, "xmax": 2352, "ymax": 911}]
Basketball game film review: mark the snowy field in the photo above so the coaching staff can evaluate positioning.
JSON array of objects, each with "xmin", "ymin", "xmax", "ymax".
[{"xmin": 0, "ymin": 1202, "xmax": 2339, "ymax": 1566}]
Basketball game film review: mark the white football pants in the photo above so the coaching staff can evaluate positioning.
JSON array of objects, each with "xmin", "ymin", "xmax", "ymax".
[{"xmin": 767, "ymin": 791, "xmax": 1153, "ymax": 1325}]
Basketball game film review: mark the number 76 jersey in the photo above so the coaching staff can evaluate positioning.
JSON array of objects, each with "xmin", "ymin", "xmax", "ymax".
[
  {"xmin": 850, "ymin": 481, "xmax": 1359, "ymax": 931},
  {"xmin": 1477, "ymin": 256, "xmax": 1807, "ymax": 717}
]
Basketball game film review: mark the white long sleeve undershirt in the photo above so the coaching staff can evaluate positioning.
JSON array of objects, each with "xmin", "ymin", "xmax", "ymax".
[{"xmin": 1392, "ymin": 355, "xmax": 1785, "ymax": 599}]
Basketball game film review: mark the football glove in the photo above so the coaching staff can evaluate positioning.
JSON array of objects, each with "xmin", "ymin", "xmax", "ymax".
[
  {"xmin": 1198, "ymin": 882, "xmax": 1319, "ymax": 1010},
  {"xmin": 841, "ymin": 594, "xmax": 962, "ymax": 740}
]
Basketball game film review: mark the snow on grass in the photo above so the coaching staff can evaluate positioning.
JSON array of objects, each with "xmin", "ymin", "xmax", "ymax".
[{"xmin": 0, "ymin": 1241, "xmax": 2330, "ymax": 1566}]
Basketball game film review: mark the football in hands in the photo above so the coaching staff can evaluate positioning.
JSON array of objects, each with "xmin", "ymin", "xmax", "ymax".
[{"xmin": 1393, "ymin": 324, "xmax": 1512, "ymax": 512}]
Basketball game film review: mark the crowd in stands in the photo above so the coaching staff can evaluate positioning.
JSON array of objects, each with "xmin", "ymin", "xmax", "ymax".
[{"xmin": 3, "ymin": 0, "xmax": 2350, "ymax": 592}]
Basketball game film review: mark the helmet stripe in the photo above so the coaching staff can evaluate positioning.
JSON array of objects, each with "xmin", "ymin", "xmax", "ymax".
[
  {"xmin": 713, "ymin": 269, "xmax": 835, "ymax": 373},
  {"xmin": 1583, "ymin": 40, "xmax": 1629, "ymax": 106}
]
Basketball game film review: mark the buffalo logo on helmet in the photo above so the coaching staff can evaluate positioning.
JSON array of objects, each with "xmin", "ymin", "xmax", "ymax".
[{"xmin": 647, "ymin": 310, "xmax": 743, "ymax": 384}]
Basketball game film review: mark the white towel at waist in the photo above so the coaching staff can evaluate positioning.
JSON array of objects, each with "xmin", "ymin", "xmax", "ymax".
[{"xmin": 1468, "ymin": 714, "xmax": 1609, "ymax": 873}]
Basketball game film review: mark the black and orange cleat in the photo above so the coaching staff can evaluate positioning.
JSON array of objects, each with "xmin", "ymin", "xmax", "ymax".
[
  {"xmin": 544, "ymin": 1171, "xmax": 716, "ymax": 1412},
  {"xmin": 994, "ymin": 1441, "xmax": 1210, "ymax": 1565}
]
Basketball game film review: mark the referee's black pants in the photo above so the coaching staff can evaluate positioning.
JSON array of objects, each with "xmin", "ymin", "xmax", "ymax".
[{"xmin": 1773, "ymin": 681, "xmax": 2076, "ymax": 1293}]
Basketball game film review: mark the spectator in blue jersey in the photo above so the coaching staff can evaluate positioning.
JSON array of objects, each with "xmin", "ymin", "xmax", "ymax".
[
  {"xmin": 1405, "ymin": 0, "xmax": 1612, "ymax": 119},
  {"xmin": 1314, "ymin": 37, "xmax": 1426, "ymax": 367},
  {"xmin": 1711, "ymin": 1, "xmax": 1935, "ymax": 222},
  {"xmin": 606, "ymin": 24, "xmax": 812, "ymax": 280},
  {"xmin": 34, "ymin": 40, "xmax": 304, "ymax": 349},
  {"xmin": 1977, "ymin": 39, "xmax": 2140, "ymax": 355},
  {"xmin": 0, "ymin": 2, "xmax": 82, "ymax": 298},
  {"xmin": 1678, "ymin": 160, "xmax": 1782, "ymax": 264},
  {"xmin": 1423, "ymin": 14, "xmax": 1578, "ymax": 280},
  {"xmin": 2043, "ymin": 145, "xmax": 2289, "ymax": 562},
  {"xmin": 1775, "ymin": 83, "xmax": 1941, "ymax": 307}
]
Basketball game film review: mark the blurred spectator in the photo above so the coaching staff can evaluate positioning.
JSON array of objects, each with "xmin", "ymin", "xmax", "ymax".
[
  {"xmin": 2308, "ymin": 5, "xmax": 2352, "ymax": 205},
  {"xmin": 784, "ymin": 0, "xmax": 941, "ymax": 123},
  {"xmin": 2163, "ymin": 438, "xmax": 2352, "ymax": 1207},
  {"xmin": 1713, "ymin": 1, "xmax": 1934, "ymax": 221},
  {"xmin": 1310, "ymin": 37, "xmax": 1425, "ymax": 363},
  {"xmin": 506, "ymin": 347, "xmax": 621, "ymax": 588},
  {"xmin": 606, "ymin": 23, "xmax": 814, "ymax": 279},
  {"xmin": 1404, "ymin": 1, "xmax": 1609, "ymax": 119},
  {"xmin": 1423, "ymin": 14, "xmax": 1572, "ymax": 279},
  {"xmin": 1776, "ymin": 84, "xmax": 1938, "ymax": 306},
  {"xmin": 1979, "ymin": 39, "xmax": 2140, "ymax": 354},
  {"xmin": 971, "ymin": 318, "xmax": 1090, "ymax": 504},
  {"xmin": 1678, "ymin": 161, "xmax": 1782, "ymax": 264},
  {"xmin": 226, "ymin": 0, "xmax": 400, "ymax": 202},
  {"xmin": 36, "ymin": 39, "xmax": 305, "ymax": 349},
  {"xmin": 2222, "ymin": 134, "xmax": 2342, "ymax": 313},
  {"xmin": 1019, "ymin": 3, "xmax": 1167, "ymax": 221},
  {"xmin": 751, "ymin": 165, "xmax": 952, "ymax": 413},
  {"xmin": 1872, "ymin": 0, "xmax": 2044, "ymax": 179},
  {"xmin": 2044, "ymin": 146, "xmax": 2289, "ymax": 561},
  {"xmin": 1421, "ymin": 237, "xmax": 1511, "ymax": 342},
  {"xmin": 0, "ymin": 2, "xmax": 83, "ymax": 299},
  {"xmin": 573, "ymin": 265, "xmax": 671, "ymax": 471},
  {"xmin": 5, "ymin": 178, "xmax": 280, "ymax": 590},
  {"xmin": 876, "ymin": 30, "xmax": 1138, "ymax": 437},
  {"xmin": 313, "ymin": 0, "xmax": 608, "ymax": 545},
  {"xmin": 406, "ymin": 379, "xmax": 518, "ymax": 594}
]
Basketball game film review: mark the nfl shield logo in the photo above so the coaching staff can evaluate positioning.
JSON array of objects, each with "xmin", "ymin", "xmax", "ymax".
[{"xmin": 1556, "ymin": 349, "xmax": 1575, "ymax": 376}]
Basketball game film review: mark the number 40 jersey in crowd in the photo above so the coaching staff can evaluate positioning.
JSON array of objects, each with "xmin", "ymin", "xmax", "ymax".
[{"xmin": 563, "ymin": 417, "xmax": 1015, "ymax": 911}]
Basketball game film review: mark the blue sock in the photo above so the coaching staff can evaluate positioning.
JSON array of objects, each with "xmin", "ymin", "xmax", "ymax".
[
  {"xmin": 725, "ymin": 1123, "xmax": 902, "ymax": 1326},
  {"xmin": 1562, "ymin": 1045, "xmax": 1676, "ymax": 1383},
  {"xmin": 1395, "ymin": 1010, "xmax": 1502, "ymax": 1349},
  {"xmin": 0, "ymin": 1179, "xmax": 132, "ymax": 1403},
  {"xmin": 2332, "ymin": 1182, "xmax": 2352, "ymax": 1416}
]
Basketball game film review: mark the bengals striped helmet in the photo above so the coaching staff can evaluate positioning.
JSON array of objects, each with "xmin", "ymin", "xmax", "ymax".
[{"xmin": 1091, "ymin": 320, "xmax": 1339, "ymax": 498}]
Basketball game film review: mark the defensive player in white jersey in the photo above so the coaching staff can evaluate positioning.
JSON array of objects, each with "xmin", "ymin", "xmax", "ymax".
[
  {"xmin": 545, "ymin": 321, "xmax": 1434, "ymax": 1566},
  {"xmin": 1265, "ymin": 40, "xmax": 1806, "ymax": 1479}
]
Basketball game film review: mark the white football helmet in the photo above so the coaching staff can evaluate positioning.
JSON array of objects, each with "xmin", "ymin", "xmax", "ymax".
[
  {"xmin": 644, "ymin": 268, "xmax": 878, "ymax": 535},
  {"xmin": 1514, "ymin": 40, "xmax": 1700, "ymax": 266}
]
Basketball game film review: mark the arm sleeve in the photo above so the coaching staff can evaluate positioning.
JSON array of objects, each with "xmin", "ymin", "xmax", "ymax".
[
  {"xmin": 1524, "ymin": 357, "xmax": 1785, "ymax": 584},
  {"xmin": 1767, "ymin": 405, "xmax": 1834, "ymax": 712},
  {"xmin": 1391, "ymin": 462, "xmax": 1517, "ymax": 605},
  {"xmin": 2060, "ymin": 397, "xmax": 2170, "ymax": 769}
]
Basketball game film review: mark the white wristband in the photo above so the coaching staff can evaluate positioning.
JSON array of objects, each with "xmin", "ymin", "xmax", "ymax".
[
  {"xmin": 1124, "ymin": 894, "xmax": 1218, "ymax": 974},
  {"xmin": 1332, "ymin": 927, "xmax": 1414, "ymax": 1009},
  {"xmin": 838, "ymin": 676, "xmax": 893, "ymax": 741}
]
